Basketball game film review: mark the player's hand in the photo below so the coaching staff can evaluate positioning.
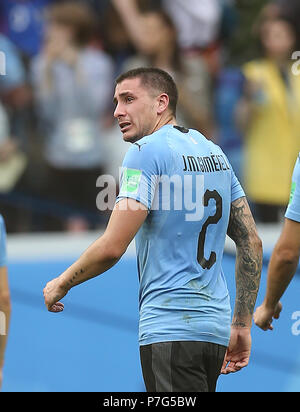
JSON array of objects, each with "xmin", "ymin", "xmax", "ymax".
[
  {"xmin": 43, "ymin": 277, "xmax": 68, "ymax": 313},
  {"xmin": 254, "ymin": 301, "xmax": 282, "ymax": 331},
  {"xmin": 221, "ymin": 326, "xmax": 251, "ymax": 374}
]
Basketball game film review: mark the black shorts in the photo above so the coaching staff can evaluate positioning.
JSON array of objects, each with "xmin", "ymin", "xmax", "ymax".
[{"xmin": 140, "ymin": 341, "xmax": 227, "ymax": 392}]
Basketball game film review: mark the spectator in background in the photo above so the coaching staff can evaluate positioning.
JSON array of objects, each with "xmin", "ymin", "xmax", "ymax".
[
  {"xmin": 0, "ymin": 0, "xmax": 55, "ymax": 62},
  {"xmin": 0, "ymin": 34, "xmax": 31, "ymax": 151},
  {"xmin": 30, "ymin": 1, "xmax": 114, "ymax": 231},
  {"xmin": 237, "ymin": 15, "xmax": 300, "ymax": 223},
  {"xmin": 100, "ymin": 2, "xmax": 134, "ymax": 76},
  {"xmin": 100, "ymin": 1, "xmax": 163, "ymax": 75},
  {"xmin": 214, "ymin": 68, "xmax": 245, "ymax": 183},
  {"xmin": 161, "ymin": 0, "xmax": 223, "ymax": 76},
  {"xmin": 275, "ymin": 0, "xmax": 300, "ymax": 43},
  {"xmin": 0, "ymin": 101, "xmax": 27, "ymax": 205},
  {"xmin": 112, "ymin": 0, "xmax": 214, "ymax": 139},
  {"xmin": 0, "ymin": 34, "xmax": 29, "ymax": 233}
]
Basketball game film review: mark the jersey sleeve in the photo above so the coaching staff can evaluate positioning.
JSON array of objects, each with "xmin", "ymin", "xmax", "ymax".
[
  {"xmin": 285, "ymin": 155, "xmax": 300, "ymax": 222},
  {"xmin": 0, "ymin": 215, "xmax": 7, "ymax": 267},
  {"xmin": 231, "ymin": 169, "xmax": 245, "ymax": 203},
  {"xmin": 116, "ymin": 141, "xmax": 164, "ymax": 211},
  {"xmin": 220, "ymin": 150, "xmax": 245, "ymax": 202}
]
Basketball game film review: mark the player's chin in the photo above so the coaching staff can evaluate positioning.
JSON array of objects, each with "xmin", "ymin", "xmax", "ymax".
[{"xmin": 122, "ymin": 130, "xmax": 137, "ymax": 143}]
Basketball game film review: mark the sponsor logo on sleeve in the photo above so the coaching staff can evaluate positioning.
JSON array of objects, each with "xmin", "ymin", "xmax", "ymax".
[
  {"xmin": 120, "ymin": 168, "xmax": 142, "ymax": 194},
  {"xmin": 289, "ymin": 182, "xmax": 296, "ymax": 205}
]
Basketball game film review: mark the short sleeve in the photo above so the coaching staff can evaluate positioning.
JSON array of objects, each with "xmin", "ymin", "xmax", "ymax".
[
  {"xmin": 0, "ymin": 215, "xmax": 7, "ymax": 267},
  {"xmin": 220, "ymin": 151, "xmax": 245, "ymax": 203},
  {"xmin": 285, "ymin": 155, "xmax": 300, "ymax": 222},
  {"xmin": 116, "ymin": 141, "xmax": 162, "ymax": 211},
  {"xmin": 231, "ymin": 169, "xmax": 245, "ymax": 203}
]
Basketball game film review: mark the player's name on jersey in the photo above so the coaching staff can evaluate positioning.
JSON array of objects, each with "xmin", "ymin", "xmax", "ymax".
[{"xmin": 182, "ymin": 154, "xmax": 230, "ymax": 173}]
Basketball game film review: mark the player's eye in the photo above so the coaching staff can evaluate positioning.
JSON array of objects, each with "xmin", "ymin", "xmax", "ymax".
[{"xmin": 126, "ymin": 96, "xmax": 134, "ymax": 103}]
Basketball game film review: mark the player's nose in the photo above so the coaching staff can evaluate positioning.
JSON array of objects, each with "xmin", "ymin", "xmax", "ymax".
[{"xmin": 114, "ymin": 103, "xmax": 125, "ymax": 119}]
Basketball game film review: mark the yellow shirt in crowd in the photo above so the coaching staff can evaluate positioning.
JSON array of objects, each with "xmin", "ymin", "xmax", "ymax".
[{"xmin": 242, "ymin": 59, "xmax": 300, "ymax": 206}]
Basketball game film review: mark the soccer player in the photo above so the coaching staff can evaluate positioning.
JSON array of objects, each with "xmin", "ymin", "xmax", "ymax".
[
  {"xmin": 43, "ymin": 68, "xmax": 262, "ymax": 392},
  {"xmin": 0, "ymin": 215, "xmax": 10, "ymax": 390},
  {"xmin": 254, "ymin": 154, "xmax": 300, "ymax": 331}
]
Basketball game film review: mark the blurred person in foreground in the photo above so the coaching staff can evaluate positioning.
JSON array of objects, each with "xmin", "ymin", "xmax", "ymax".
[
  {"xmin": 237, "ymin": 16, "xmax": 300, "ymax": 223},
  {"xmin": 0, "ymin": 34, "xmax": 29, "ymax": 232},
  {"xmin": 112, "ymin": 0, "xmax": 214, "ymax": 139},
  {"xmin": 43, "ymin": 68, "xmax": 262, "ymax": 392},
  {"xmin": 0, "ymin": 215, "xmax": 11, "ymax": 390},
  {"xmin": 30, "ymin": 1, "xmax": 114, "ymax": 231},
  {"xmin": 254, "ymin": 153, "xmax": 300, "ymax": 331}
]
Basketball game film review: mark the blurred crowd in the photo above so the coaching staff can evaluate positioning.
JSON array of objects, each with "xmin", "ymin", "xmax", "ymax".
[{"xmin": 0, "ymin": 0, "xmax": 299, "ymax": 233}]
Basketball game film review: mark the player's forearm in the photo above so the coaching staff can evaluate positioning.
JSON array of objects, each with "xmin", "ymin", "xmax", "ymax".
[
  {"xmin": 264, "ymin": 246, "xmax": 299, "ymax": 310},
  {"xmin": 227, "ymin": 197, "xmax": 263, "ymax": 327},
  {"xmin": 0, "ymin": 294, "xmax": 11, "ymax": 367},
  {"xmin": 58, "ymin": 235, "xmax": 124, "ymax": 291},
  {"xmin": 233, "ymin": 238, "xmax": 262, "ymax": 327}
]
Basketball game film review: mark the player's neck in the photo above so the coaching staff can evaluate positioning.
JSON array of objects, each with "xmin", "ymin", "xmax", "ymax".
[{"xmin": 152, "ymin": 114, "xmax": 177, "ymax": 135}]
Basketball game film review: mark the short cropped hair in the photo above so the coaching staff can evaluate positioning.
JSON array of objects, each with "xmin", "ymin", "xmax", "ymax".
[{"xmin": 116, "ymin": 68, "xmax": 178, "ymax": 117}]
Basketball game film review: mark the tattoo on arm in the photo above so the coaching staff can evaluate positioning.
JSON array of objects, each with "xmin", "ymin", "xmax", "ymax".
[
  {"xmin": 64, "ymin": 268, "xmax": 85, "ymax": 291},
  {"xmin": 227, "ymin": 197, "xmax": 262, "ymax": 325},
  {"xmin": 52, "ymin": 269, "xmax": 86, "ymax": 304}
]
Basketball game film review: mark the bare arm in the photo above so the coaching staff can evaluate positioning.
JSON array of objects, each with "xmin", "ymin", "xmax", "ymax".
[
  {"xmin": 227, "ymin": 197, "xmax": 263, "ymax": 327},
  {"xmin": 254, "ymin": 218, "xmax": 300, "ymax": 330},
  {"xmin": 0, "ymin": 266, "xmax": 11, "ymax": 388},
  {"xmin": 222, "ymin": 196, "xmax": 262, "ymax": 374},
  {"xmin": 43, "ymin": 199, "xmax": 148, "ymax": 311},
  {"xmin": 264, "ymin": 218, "xmax": 300, "ymax": 307}
]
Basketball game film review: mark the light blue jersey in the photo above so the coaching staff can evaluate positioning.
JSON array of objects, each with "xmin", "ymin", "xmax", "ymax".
[
  {"xmin": 116, "ymin": 125, "xmax": 245, "ymax": 347},
  {"xmin": 0, "ymin": 215, "xmax": 7, "ymax": 267},
  {"xmin": 285, "ymin": 154, "xmax": 300, "ymax": 223}
]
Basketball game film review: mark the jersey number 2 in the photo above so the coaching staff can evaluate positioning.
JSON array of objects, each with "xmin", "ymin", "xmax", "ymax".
[{"xmin": 197, "ymin": 190, "xmax": 222, "ymax": 270}]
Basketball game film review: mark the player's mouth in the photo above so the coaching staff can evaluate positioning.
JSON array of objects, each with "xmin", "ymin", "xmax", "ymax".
[{"xmin": 119, "ymin": 122, "xmax": 132, "ymax": 133}]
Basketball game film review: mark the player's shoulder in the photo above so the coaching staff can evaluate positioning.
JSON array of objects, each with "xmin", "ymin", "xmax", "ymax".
[
  {"xmin": 294, "ymin": 153, "xmax": 300, "ymax": 175},
  {"xmin": 188, "ymin": 128, "xmax": 225, "ymax": 154},
  {"xmin": 293, "ymin": 152, "xmax": 300, "ymax": 168},
  {"xmin": 168, "ymin": 125, "xmax": 226, "ymax": 158},
  {"xmin": 127, "ymin": 125, "xmax": 173, "ymax": 156},
  {"xmin": 168, "ymin": 124, "xmax": 212, "ymax": 147}
]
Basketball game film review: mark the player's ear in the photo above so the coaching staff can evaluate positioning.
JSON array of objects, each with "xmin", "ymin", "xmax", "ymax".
[{"xmin": 157, "ymin": 93, "xmax": 169, "ymax": 115}]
